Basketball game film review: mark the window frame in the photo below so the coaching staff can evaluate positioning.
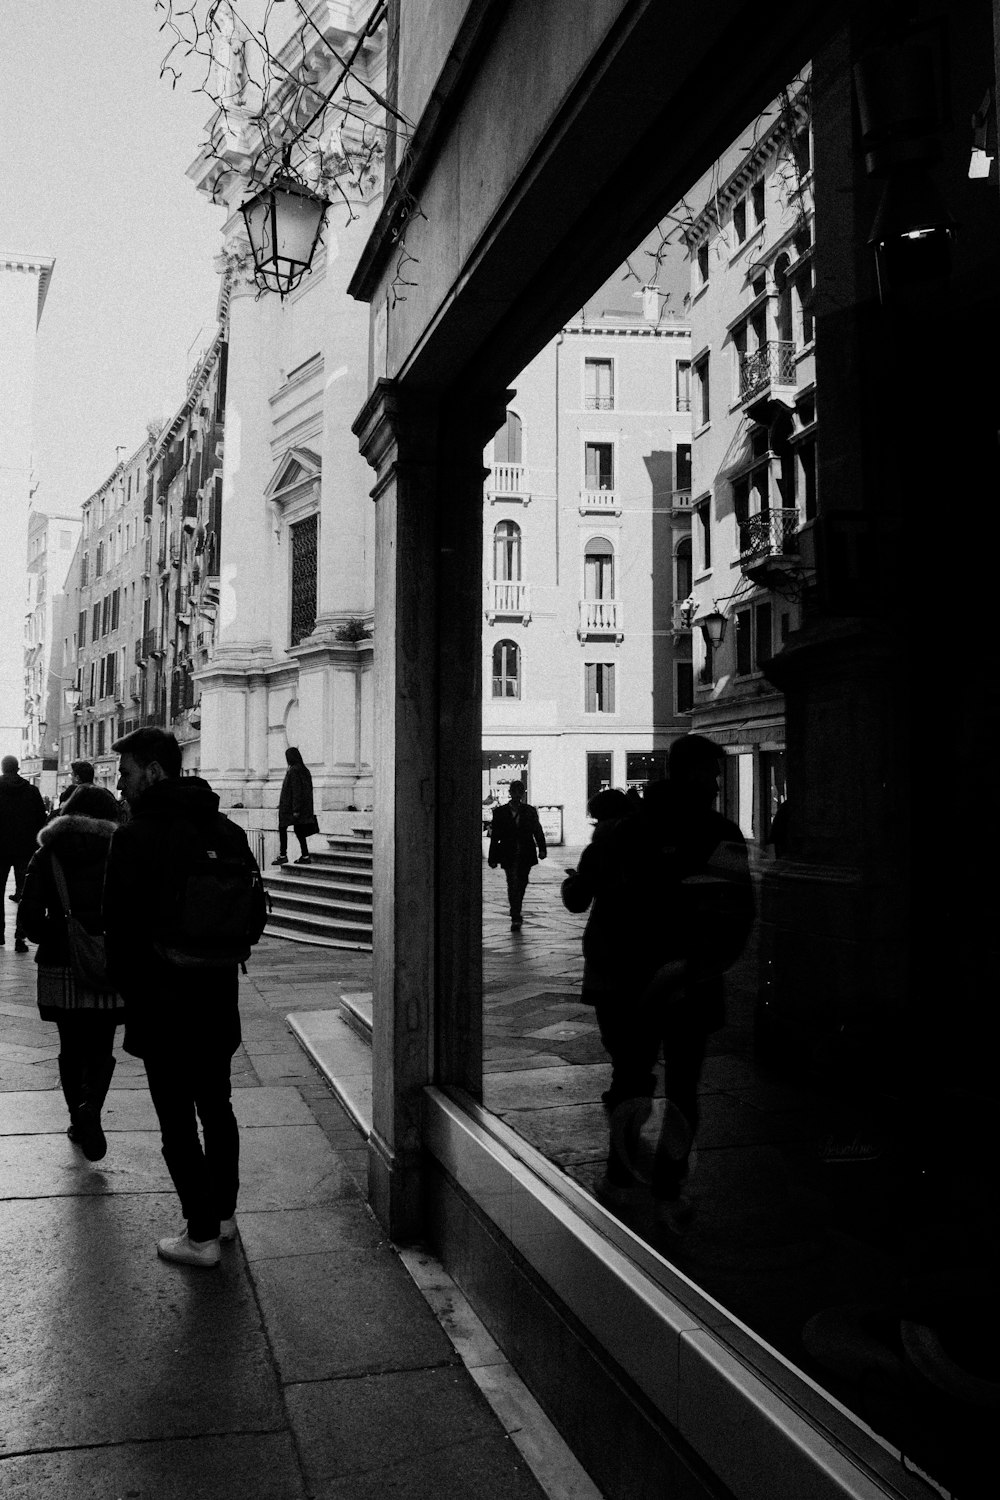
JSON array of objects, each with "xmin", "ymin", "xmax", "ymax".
[
  {"xmin": 583, "ymin": 440, "xmax": 615, "ymax": 492},
  {"xmin": 583, "ymin": 356, "xmax": 615, "ymax": 411},
  {"xmin": 491, "ymin": 638, "xmax": 522, "ymax": 700},
  {"xmin": 584, "ymin": 660, "xmax": 617, "ymax": 715}
]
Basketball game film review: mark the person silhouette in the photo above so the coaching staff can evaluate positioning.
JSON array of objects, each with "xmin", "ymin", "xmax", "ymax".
[
  {"xmin": 562, "ymin": 736, "xmax": 754, "ymax": 1230},
  {"xmin": 487, "ymin": 780, "xmax": 547, "ymax": 932}
]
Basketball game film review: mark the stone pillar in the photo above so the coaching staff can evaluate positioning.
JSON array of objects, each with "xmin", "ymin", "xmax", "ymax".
[{"xmin": 353, "ymin": 379, "xmax": 507, "ymax": 1240}]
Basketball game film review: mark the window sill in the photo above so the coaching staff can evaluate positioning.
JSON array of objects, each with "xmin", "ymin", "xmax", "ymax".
[
  {"xmin": 691, "ymin": 282, "xmax": 709, "ymax": 305},
  {"xmin": 694, "ymin": 421, "xmax": 712, "ymax": 439}
]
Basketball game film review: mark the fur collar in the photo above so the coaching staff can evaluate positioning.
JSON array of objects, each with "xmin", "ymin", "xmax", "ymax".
[{"xmin": 38, "ymin": 814, "xmax": 119, "ymax": 848}]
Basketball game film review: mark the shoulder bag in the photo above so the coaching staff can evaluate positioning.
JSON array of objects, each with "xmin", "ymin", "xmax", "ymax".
[{"xmin": 49, "ymin": 853, "xmax": 113, "ymax": 992}]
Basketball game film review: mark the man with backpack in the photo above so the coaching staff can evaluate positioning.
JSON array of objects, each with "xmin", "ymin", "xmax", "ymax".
[{"xmin": 104, "ymin": 729, "xmax": 266, "ymax": 1267}]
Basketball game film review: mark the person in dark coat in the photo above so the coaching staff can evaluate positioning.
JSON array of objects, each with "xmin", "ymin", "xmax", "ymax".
[
  {"xmin": 104, "ymin": 728, "xmax": 257, "ymax": 1269},
  {"xmin": 55, "ymin": 758, "xmax": 95, "ymax": 812},
  {"xmin": 19, "ymin": 785, "xmax": 125, "ymax": 1159},
  {"xmin": 562, "ymin": 736, "xmax": 753, "ymax": 1229},
  {"xmin": 487, "ymin": 779, "xmax": 547, "ymax": 931},
  {"xmin": 275, "ymin": 746, "xmax": 315, "ymax": 865},
  {"xmin": 0, "ymin": 754, "xmax": 47, "ymax": 951}
]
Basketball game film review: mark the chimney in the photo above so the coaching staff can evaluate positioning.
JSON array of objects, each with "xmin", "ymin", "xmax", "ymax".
[{"xmin": 642, "ymin": 286, "xmax": 661, "ymax": 324}]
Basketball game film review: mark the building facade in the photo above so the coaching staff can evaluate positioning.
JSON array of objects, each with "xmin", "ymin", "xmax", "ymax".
[
  {"xmin": 65, "ymin": 440, "xmax": 153, "ymax": 791},
  {"xmin": 185, "ymin": 2, "xmax": 381, "ymax": 837},
  {"xmin": 483, "ymin": 312, "xmax": 693, "ymax": 844},
  {"xmin": 685, "ymin": 83, "xmax": 814, "ymax": 848},
  {"xmin": 0, "ymin": 251, "xmax": 54, "ymax": 755},
  {"xmin": 21, "ymin": 507, "xmax": 82, "ymax": 800}
]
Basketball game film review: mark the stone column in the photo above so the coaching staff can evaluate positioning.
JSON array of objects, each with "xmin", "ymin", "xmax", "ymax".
[{"xmin": 353, "ymin": 379, "xmax": 507, "ymax": 1240}]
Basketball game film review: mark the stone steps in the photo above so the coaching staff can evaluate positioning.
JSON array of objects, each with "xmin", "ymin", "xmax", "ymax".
[{"xmin": 263, "ymin": 830, "xmax": 373, "ymax": 951}]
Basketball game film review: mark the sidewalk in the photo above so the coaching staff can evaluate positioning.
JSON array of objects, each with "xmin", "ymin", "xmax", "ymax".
[{"xmin": 0, "ymin": 915, "xmax": 555, "ymax": 1498}]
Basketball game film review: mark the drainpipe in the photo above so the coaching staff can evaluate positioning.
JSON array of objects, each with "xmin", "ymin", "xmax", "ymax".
[{"xmin": 554, "ymin": 332, "xmax": 563, "ymax": 585}]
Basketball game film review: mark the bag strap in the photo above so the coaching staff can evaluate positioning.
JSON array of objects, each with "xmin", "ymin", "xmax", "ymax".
[{"xmin": 49, "ymin": 853, "xmax": 74, "ymax": 919}]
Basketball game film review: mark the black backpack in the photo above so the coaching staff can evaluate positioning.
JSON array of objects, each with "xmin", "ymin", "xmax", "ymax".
[{"xmin": 154, "ymin": 823, "xmax": 268, "ymax": 969}]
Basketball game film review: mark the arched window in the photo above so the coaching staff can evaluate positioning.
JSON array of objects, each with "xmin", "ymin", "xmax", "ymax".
[
  {"xmin": 492, "ymin": 639, "xmax": 520, "ymax": 698},
  {"xmin": 584, "ymin": 537, "xmax": 614, "ymax": 600},
  {"xmin": 493, "ymin": 520, "xmax": 521, "ymax": 581},
  {"xmin": 494, "ymin": 410, "xmax": 523, "ymax": 465},
  {"xmin": 675, "ymin": 536, "xmax": 692, "ymax": 600}
]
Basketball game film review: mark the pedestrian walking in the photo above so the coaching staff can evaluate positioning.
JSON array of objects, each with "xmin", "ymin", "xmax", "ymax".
[
  {"xmin": 274, "ymin": 746, "xmax": 317, "ymax": 865},
  {"xmin": 487, "ymin": 779, "xmax": 547, "ymax": 931},
  {"xmin": 562, "ymin": 736, "xmax": 753, "ymax": 1230},
  {"xmin": 0, "ymin": 754, "xmax": 47, "ymax": 952},
  {"xmin": 18, "ymin": 785, "xmax": 125, "ymax": 1160},
  {"xmin": 103, "ymin": 728, "xmax": 266, "ymax": 1268}
]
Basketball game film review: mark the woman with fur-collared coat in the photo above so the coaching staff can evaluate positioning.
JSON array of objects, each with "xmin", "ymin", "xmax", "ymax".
[
  {"xmin": 274, "ymin": 746, "xmax": 315, "ymax": 865},
  {"xmin": 19, "ymin": 785, "xmax": 124, "ymax": 1161}
]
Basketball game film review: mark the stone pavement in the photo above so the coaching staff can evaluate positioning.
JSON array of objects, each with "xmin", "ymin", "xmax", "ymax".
[{"xmin": 0, "ymin": 885, "xmax": 550, "ymax": 1498}]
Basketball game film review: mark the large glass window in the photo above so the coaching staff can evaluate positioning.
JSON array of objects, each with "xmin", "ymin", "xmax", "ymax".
[
  {"xmin": 584, "ymin": 358, "xmax": 614, "ymax": 409},
  {"xmin": 494, "ymin": 410, "xmax": 522, "ymax": 464},
  {"xmin": 583, "ymin": 441, "xmax": 614, "ymax": 491}
]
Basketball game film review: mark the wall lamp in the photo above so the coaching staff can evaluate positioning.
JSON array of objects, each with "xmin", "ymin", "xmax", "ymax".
[
  {"xmin": 64, "ymin": 687, "xmax": 82, "ymax": 713},
  {"xmin": 239, "ymin": 155, "xmax": 330, "ymax": 299},
  {"xmin": 698, "ymin": 610, "xmax": 728, "ymax": 648}
]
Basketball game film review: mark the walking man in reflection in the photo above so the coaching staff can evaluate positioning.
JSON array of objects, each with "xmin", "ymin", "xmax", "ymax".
[
  {"xmin": 487, "ymin": 779, "xmax": 547, "ymax": 932},
  {"xmin": 562, "ymin": 735, "xmax": 753, "ymax": 1230}
]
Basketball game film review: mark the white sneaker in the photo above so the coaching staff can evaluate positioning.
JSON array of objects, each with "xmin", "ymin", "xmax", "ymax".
[
  {"xmin": 157, "ymin": 1231, "xmax": 221, "ymax": 1267},
  {"xmin": 219, "ymin": 1216, "xmax": 238, "ymax": 1242}
]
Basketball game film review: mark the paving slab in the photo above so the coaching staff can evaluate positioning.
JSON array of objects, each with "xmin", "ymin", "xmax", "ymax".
[
  {"xmin": 237, "ymin": 1204, "xmax": 376, "ymax": 1262},
  {"xmin": 0, "ymin": 1085, "xmax": 314, "ymax": 1134},
  {"xmin": 285, "ymin": 1367, "xmax": 546, "ymax": 1499},
  {"xmin": 0, "ymin": 1195, "xmax": 285, "ymax": 1455},
  {"xmin": 0, "ymin": 1431, "xmax": 306, "ymax": 1499},
  {"xmin": 245, "ymin": 1244, "xmax": 460, "ymax": 1382},
  {"xmin": 483, "ymin": 1063, "xmax": 609, "ymax": 1112}
]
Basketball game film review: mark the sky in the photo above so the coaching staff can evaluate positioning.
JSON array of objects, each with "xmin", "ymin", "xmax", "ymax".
[{"xmin": 2, "ymin": 1, "xmax": 226, "ymax": 513}]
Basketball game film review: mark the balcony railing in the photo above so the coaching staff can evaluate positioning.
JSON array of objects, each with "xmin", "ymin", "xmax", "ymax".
[
  {"xmin": 485, "ymin": 581, "xmax": 531, "ymax": 619},
  {"xmin": 487, "ymin": 464, "xmax": 530, "ymax": 502},
  {"xmin": 584, "ymin": 395, "xmax": 614, "ymax": 410},
  {"xmin": 671, "ymin": 489, "xmax": 692, "ymax": 510},
  {"xmin": 672, "ymin": 596, "xmax": 696, "ymax": 632},
  {"xmin": 578, "ymin": 598, "xmax": 623, "ymax": 638},
  {"xmin": 739, "ymin": 341, "xmax": 797, "ymax": 403},
  {"xmin": 739, "ymin": 508, "xmax": 799, "ymax": 562},
  {"xmin": 579, "ymin": 487, "xmax": 620, "ymax": 514},
  {"xmin": 143, "ymin": 629, "xmax": 161, "ymax": 658}
]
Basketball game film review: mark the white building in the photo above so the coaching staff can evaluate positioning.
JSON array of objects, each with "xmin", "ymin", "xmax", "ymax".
[
  {"xmin": 483, "ymin": 308, "xmax": 693, "ymax": 845},
  {"xmin": 0, "ymin": 251, "xmax": 54, "ymax": 755},
  {"xmin": 186, "ymin": 3, "xmax": 381, "ymax": 833},
  {"xmin": 21, "ymin": 506, "xmax": 82, "ymax": 800},
  {"xmin": 683, "ymin": 82, "xmax": 815, "ymax": 846}
]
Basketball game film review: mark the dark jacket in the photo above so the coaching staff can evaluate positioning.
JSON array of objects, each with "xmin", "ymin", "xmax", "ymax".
[
  {"xmin": 488, "ymin": 800, "xmax": 547, "ymax": 870},
  {"xmin": 19, "ymin": 813, "xmax": 121, "ymax": 978},
  {"xmin": 103, "ymin": 777, "xmax": 250, "ymax": 1059},
  {"xmin": 278, "ymin": 763, "xmax": 314, "ymax": 828},
  {"xmin": 0, "ymin": 771, "xmax": 47, "ymax": 856},
  {"xmin": 561, "ymin": 794, "xmax": 753, "ymax": 1019}
]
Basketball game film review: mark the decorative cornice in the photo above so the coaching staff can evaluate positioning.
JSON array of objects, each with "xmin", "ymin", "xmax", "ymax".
[{"xmin": 1, "ymin": 250, "xmax": 55, "ymax": 325}]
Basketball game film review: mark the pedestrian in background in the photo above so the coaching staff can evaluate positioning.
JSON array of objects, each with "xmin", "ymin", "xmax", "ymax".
[
  {"xmin": 105, "ymin": 728, "xmax": 266, "ymax": 1268},
  {"xmin": 18, "ymin": 785, "xmax": 124, "ymax": 1160},
  {"xmin": 0, "ymin": 754, "xmax": 47, "ymax": 952},
  {"xmin": 487, "ymin": 779, "xmax": 547, "ymax": 932},
  {"xmin": 274, "ymin": 746, "xmax": 316, "ymax": 866},
  {"xmin": 56, "ymin": 758, "xmax": 95, "ymax": 812}
]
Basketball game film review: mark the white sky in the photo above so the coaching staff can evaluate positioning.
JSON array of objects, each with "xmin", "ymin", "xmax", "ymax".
[{"xmin": 2, "ymin": 1, "xmax": 226, "ymax": 513}]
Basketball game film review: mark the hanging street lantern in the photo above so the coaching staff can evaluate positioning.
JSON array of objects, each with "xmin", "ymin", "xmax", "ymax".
[
  {"xmin": 698, "ymin": 609, "xmax": 728, "ymax": 648},
  {"xmin": 240, "ymin": 166, "xmax": 330, "ymax": 299}
]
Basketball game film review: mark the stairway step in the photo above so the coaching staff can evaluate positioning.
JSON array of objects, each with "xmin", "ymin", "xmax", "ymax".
[
  {"xmin": 265, "ymin": 911, "xmax": 373, "ymax": 950},
  {"xmin": 264, "ymin": 864, "xmax": 372, "ymax": 888},
  {"xmin": 263, "ymin": 876, "xmax": 372, "ymax": 905},
  {"xmin": 340, "ymin": 991, "xmax": 373, "ymax": 1045},
  {"xmin": 268, "ymin": 893, "xmax": 372, "ymax": 924}
]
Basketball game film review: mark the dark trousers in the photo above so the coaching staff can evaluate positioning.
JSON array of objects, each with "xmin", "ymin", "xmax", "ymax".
[
  {"xmin": 0, "ymin": 851, "xmax": 29, "ymax": 940},
  {"xmin": 55, "ymin": 1012, "xmax": 118, "ymax": 1116},
  {"xmin": 504, "ymin": 859, "xmax": 532, "ymax": 920},
  {"xmin": 595, "ymin": 990, "xmax": 709, "ymax": 1197},
  {"xmin": 279, "ymin": 825, "xmax": 310, "ymax": 859},
  {"xmin": 144, "ymin": 1048, "xmax": 239, "ymax": 1242}
]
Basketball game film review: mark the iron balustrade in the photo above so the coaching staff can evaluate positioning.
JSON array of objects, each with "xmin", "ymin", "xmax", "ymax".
[
  {"xmin": 739, "ymin": 508, "xmax": 800, "ymax": 560},
  {"xmin": 739, "ymin": 341, "xmax": 797, "ymax": 402},
  {"xmin": 584, "ymin": 395, "xmax": 614, "ymax": 410}
]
